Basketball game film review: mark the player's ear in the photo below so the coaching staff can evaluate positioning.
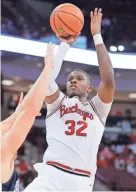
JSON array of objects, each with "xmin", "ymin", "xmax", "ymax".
[{"xmin": 87, "ymin": 85, "xmax": 93, "ymax": 93}]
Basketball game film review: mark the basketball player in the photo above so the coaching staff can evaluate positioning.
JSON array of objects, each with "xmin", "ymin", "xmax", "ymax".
[
  {"xmin": 1, "ymin": 43, "xmax": 56, "ymax": 191},
  {"xmin": 24, "ymin": 8, "xmax": 115, "ymax": 191}
]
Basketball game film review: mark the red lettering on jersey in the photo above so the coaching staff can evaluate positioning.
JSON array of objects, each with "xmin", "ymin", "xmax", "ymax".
[{"xmin": 60, "ymin": 104, "xmax": 94, "ymax": 121}]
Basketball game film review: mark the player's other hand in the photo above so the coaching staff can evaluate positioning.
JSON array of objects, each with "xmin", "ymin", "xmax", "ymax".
[
  {"xmin": 14, "ymin": 92, "xmax": 24, "ymax": 114},
  {"xmin": 56, "ymin": 33, "xmax": 80, "ymax": 45},
  {"xmin": 90, "ymin": 8, "xmax": 103, "ymax": 36},
  {"xmin": 44, "ymin": 42, "xmax": 55, "ymax": 70}
]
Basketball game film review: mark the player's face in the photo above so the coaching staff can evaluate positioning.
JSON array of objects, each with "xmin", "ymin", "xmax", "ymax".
[{"xmin": 66, "ymin": 71, "xmax": 92, "ymax": 98}]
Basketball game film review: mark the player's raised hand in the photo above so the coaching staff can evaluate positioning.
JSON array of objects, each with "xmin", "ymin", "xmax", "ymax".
[
  {"xmin": 56, "ymin": 33, "xmax": 80, "ymax": 45},
  {"xmin": 90, "ymin": 8, "xmax": 103, "ymax": 36},
  {"xmin": 14, "ymin": 92, "xmax": 24, "ymax": 113},
  {"xmin": 44, "ymin": 42, "xmax": 55, "ymax": 69}
]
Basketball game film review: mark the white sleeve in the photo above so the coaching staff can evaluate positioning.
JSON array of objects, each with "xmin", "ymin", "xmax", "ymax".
[
  {"xmin": 46, "ymin": 91, "xmax": 65, "ymax": 114},
  {"xmin": 52, "ymin": 42, "xmax": 70, "ymax": 80},
  {"xmin": 92, "ymin": 94, "xmax": 112, "ymax": 124}
]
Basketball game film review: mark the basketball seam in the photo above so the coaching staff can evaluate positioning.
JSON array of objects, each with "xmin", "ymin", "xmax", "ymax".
[
  {"xmin": 56, "ymin": 11, "xmax": 78, "ymax": 33},
  {"xmin": 57, "ymin": 10, "xmax": 84, "ymax": 25},
  {"xmin": 53, "ymin": 11, "xmax": 60, "ymax": 35}
]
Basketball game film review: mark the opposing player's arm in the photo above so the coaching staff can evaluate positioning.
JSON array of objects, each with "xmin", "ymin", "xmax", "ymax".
[
  {"xmin": 15, "ymin": 43, "xmax": 55, "ymax": 116},
  {"xmin": 1, "ymin": 93, "xmax": 23, "ymax": 135},
  {"xmin": 2, "ymin": 109, "xmax": 35, "ymax": 157},
  {"xmin": 91, "ymin": 8, "xmax": 115, "ymax": 103}
]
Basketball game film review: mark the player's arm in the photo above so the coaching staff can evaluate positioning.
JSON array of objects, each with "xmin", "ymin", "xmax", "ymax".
[
  {"xmin": 2, "ymin": 44, "xmax": 56, "ymax": 156},
  {"xmin": 1, "ymin": 93, "xmax": 24, "ymax": 135},
  {"xmin": 2, "ymin": 109, "xmax": 35, "ymax": 156},
  {"xmin": 90, "ymin": 8, "xmax": 115, "ymax": 103},
  {"xmin": 15, "ymin": 43, "xmax": 55, "ymax": 116},
  {"xmin": 45, "ymin": 41, "xmax": 70, "ymax": 104},
  {"xmin": 45, "ymin": 35, "xmax": 78, "ymax": 105}
]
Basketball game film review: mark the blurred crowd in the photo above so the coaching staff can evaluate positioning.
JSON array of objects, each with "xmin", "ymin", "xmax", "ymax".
[
  {"xmin": 15, "ymin": 128, "xmax": 47, "ymax": 190},
  {"xmin": 98, "ymin": 140, "xmax": 136, "ymax": 176},
  {"xmin": 1, "ymin": 0, "xmax": 136, "ymax": 52},
  {"xmin": 1, "ymin": 16, "xmax": 51, "ymax": 40}
]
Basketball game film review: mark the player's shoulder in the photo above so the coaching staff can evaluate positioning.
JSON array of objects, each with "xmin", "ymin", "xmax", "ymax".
[
  {"xmin": 91, "ymin": 94, "xmax": 113, "ymax": 108},
  {"xmin": 90, "ymin": 94, "xmax": 112, "ymax": 123},
  {"xmin": 2, "ymin": 169, "xmax": 19, "ymax": 191}
]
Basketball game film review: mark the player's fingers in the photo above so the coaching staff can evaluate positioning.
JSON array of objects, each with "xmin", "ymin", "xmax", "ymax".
[
  {"xmin": 48, "ymin": 42, "xmax": 52, "ymax": 55},
  {"xmin": 45, "ymin": 43, "xmax": 51, "ymax": 62},
  {"xmin": 90, "ymin": 11, "xmax": 95, "ymax": 23},
  {"xmin": 48, "ymin": 42, "xmax": 52, "ymax": 54},
  {"xmin": 51, "ymin": 43, "xmax": 55, "ymax": 56},
  {"xmin": 98, "ymin": 8, "xmax": 102, "ymax": 14},
  {"xmin": 98, "ymin": 8, "xmax": 102, "ymax": 19},
  {"xmin": 45, "ymin": 43, "xmax": 49, "ymax": 58},
  {"xmin": 19, "ymin": 92, "xmax": 23, "ymax": 103},
  {"xmin": 94, "ymin": 8, "xmax": 98, "ymax": 16},
  {"xmin": 90, "ymin": 11, "xmax": 93, "ymax": 19}
]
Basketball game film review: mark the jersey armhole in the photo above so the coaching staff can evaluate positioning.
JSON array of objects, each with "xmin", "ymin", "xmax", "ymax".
[
  {"xmin": 89, "ymin": 100, "xmax": 105, "ymax": 127},
  {"xmin": 46, "ymin": 94, "xmax": 67, "ymax": 119}
]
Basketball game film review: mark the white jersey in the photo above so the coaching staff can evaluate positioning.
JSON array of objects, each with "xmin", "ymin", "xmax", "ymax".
[{"xmin": 43, "ymin": 92, "xmax": 112, "ymax": 176}]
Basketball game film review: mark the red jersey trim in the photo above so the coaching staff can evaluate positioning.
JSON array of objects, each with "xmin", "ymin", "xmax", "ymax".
[
  {"xmin": 47, "ymin": 161, "xmax": 91, "ymax": 177},
  {"xmin": 46, "ymin": 95, "xmax": 67, "ymax": 119},
  {"xmin": 89, "ymin": 100, "xmax": 105, "ymax": 127}
]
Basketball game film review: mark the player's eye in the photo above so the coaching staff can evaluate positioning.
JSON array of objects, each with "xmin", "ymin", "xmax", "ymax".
[
  {"xmin": 68, "ymin": 77, "xmax": 72, "ymax": 81},
  {"xmin": 77, "ymin": 77, "xmax": 83, "ymax": 80}
]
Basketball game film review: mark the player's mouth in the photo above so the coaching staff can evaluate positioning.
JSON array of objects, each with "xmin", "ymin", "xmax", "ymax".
[{"xmin": 70, "ymin": 85, "xmax": 78, "ymax": 90}]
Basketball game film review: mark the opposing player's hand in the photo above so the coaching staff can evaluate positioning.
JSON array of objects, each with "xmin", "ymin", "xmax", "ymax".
[
  {"xmin": 44, "ymin": 42, "xmax": 55, "ymax": 69},
  {"xmin": 56, "ymin": 33, "xmax": 80, "ymax": 45},
  {"xmin": 90, "ymin": 8, "xmax": 103, "ymax": 36},
  {"xmin": 15, "ymin": 92, "xmax": 24, "ymax": 112}
]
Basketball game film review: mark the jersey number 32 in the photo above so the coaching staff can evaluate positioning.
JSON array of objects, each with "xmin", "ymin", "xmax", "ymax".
[{"xmin": 65, "ymin": 120, "xmax": 88, "ymax": 137}]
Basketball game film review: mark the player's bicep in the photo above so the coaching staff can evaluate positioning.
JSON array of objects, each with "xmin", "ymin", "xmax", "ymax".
[
  {"xmin": 46, "ymin": 91, "xmax": 65, "ymax": 114},
  {"xmin": 92, "ymin": 94, "xmax": 112, "ymax": 123},
  {"xmin": 45, "ymin": 88, "xmax": 60, "ymax": 104},
  {"xmin": 98, "ymin": 81, "xmax": 115, "ymax": 103}
]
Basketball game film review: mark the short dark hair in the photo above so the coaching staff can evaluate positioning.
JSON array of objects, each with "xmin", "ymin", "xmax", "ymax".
[{"xmin": 69, "ymin": 69, "xmax": 93, "ymax": 86}]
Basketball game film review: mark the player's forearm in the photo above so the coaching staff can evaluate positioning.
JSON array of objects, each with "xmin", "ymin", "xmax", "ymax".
[
  {"xmin": 1, "ymin": 113, "xmax": 18, "ymax": 135},
  {"xmin": 94, "ymin": 38, "xmax": 115, "ymax": 86},
  {"xmin": 4, "ymin": 110, "xmax": 35, "ymax": 155},
  {"xmin": 19, "ymin": 42, "xmax": 69, "ymax": 113},
  {"xmin": 17, "ymin": 66, "xmax": 53, "ymax": 116},
  {"xmin": 45, "ymin": 42, "xmax": 70, "ymax": 97},
  {"xmin": 51, "ymin": 42, "xmax": 70, "ymax": 80}
]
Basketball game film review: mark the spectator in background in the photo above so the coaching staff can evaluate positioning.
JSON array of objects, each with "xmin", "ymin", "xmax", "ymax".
[
  {"xmin": 117, "ymin": 117, "xmax": 132, "ymax": 133},
  {"xmin": 122, "ymin": 117, "xmax": 132, "ymax": 133},
  {"xmin": 102, "ymin": 16, "xmax": 111, "ymax": 28},
  {"xmin": 7, "ymin": 94, "xmax": 20, "ymax": 114},
  {"xmin": 115, "ymin": 109, "xmax": 123, "ymax": 116},
  {"xmin": 125, "ymin": 108, "xmax": 132, "ymax": 120},
  {"xmin": 114, "ymin": 154, "xmax": 126, "ymax": 170}
]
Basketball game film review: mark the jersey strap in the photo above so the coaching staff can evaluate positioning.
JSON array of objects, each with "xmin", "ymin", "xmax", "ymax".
[
  {"xmin": 89, "ymin": 100, "xmax": 105, "ymax": 127},
  {"xmin": 46, "ymin": 95, "xmax": 67, "ymax": 119}
]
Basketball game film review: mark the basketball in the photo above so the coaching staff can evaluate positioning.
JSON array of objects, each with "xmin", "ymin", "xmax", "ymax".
[{"xmin": 50, "ymin": 3, "xmax": 84, "ymax": 38}]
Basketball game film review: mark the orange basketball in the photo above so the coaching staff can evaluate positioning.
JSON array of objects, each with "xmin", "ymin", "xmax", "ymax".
[{"xmin": 50, "ymin": 3, "xmax": 84, "ymax": 38}]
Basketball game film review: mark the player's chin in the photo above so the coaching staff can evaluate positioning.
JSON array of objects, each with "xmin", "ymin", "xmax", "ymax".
[{"xmin": 68, "ymin": 90, "xmax": 81, "ymax": 98}]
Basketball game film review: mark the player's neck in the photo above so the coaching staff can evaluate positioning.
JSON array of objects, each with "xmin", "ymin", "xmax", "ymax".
[
  {"xmin": 79, "ymin": 97, "xmax": 88, "ymax": 102},
  {"xmin": 70, "ymin": 95, "xmax": 88, "ymax": 102}
]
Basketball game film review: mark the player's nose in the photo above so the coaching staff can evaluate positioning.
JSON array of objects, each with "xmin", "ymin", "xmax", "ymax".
[{"xmin": 71, "ymin": 78, "xmax": 77, "ymax": 84}]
